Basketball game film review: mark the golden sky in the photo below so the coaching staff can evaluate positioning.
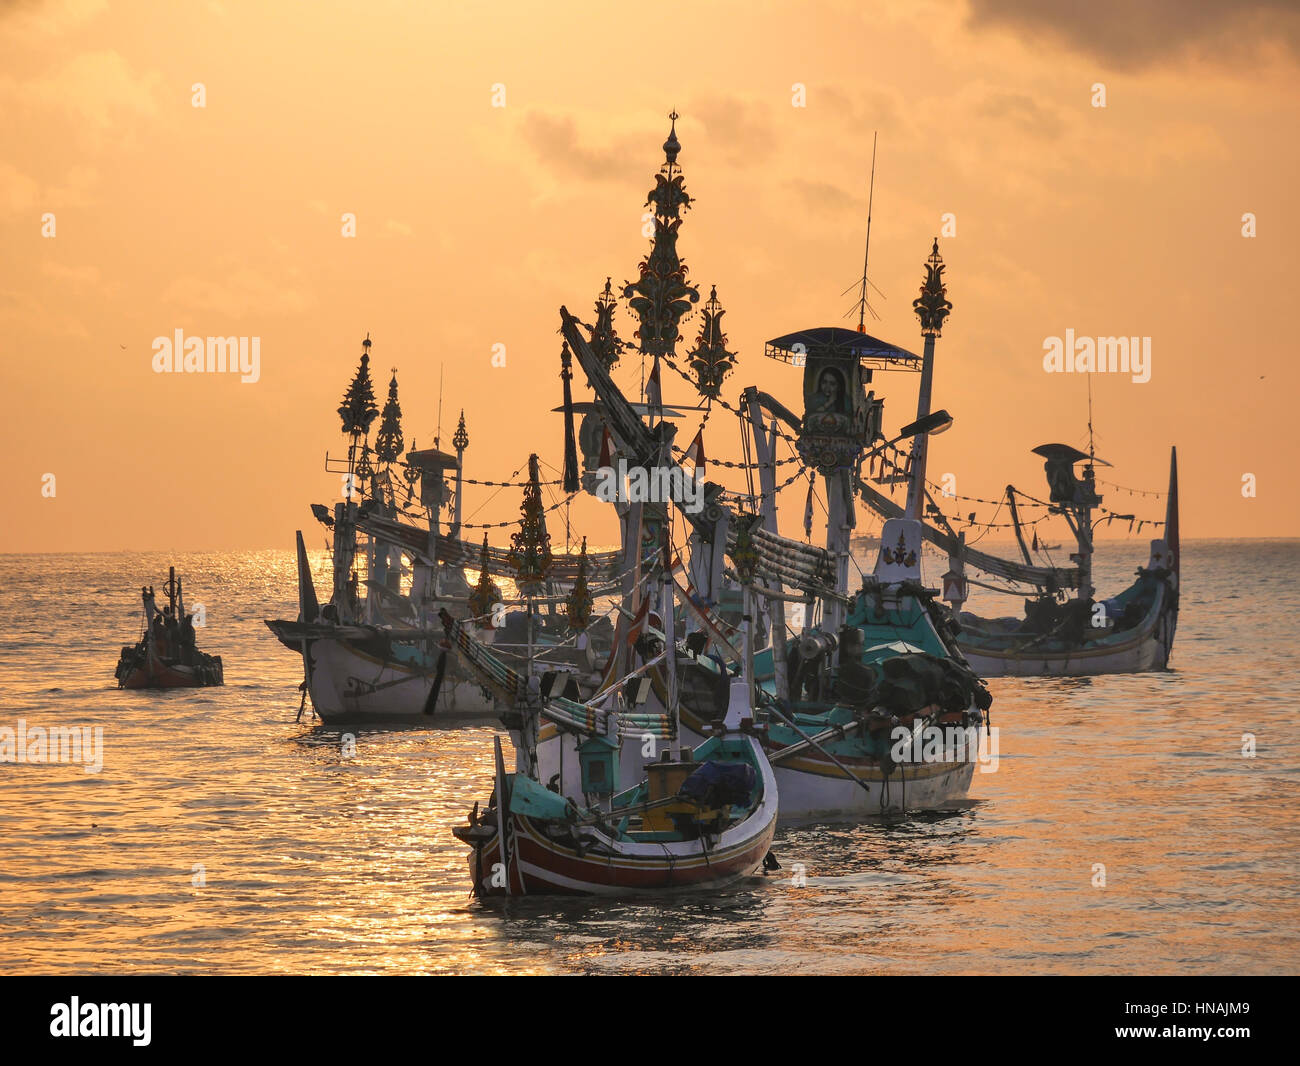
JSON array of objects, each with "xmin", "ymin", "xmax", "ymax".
[{"xmin": 3, "ymin": 0, "xmax": 1297, "ymax": 553}]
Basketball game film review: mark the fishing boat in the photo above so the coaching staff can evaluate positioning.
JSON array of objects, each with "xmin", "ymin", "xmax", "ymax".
[
  {"xmin": 450, "ymin": 507, "xmax": 778, "ymax": 896},
  {"xmin": 853, "ymin": 364, "xmax": 1181, "ymax": 676},
  {"xmin": 115, "ymin": 567, "xmax": 224, "ymax": 689},
  {"xmin": 265, "ymin": 342, "xmax": 617, "ymax": 722},
  {"xmin": 535, "ymin": 117, "xmax": 993, "ymax": 821},
  {"xmin": 946, "ymin": 446, "xmax": 1180, "ymax": 677}
]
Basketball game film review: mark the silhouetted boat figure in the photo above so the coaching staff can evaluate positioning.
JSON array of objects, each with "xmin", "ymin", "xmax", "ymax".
[{"xmin": 115, "ymin": 567, "xmax": 224, "ymax": 689}]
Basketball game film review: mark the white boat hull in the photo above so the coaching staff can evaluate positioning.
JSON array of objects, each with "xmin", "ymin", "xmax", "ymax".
[
  {"xmin": 957, "ymin": 581, "xmax": 1177, "ymax": 678},
  {"xmin": 532, "ymin": 713, "xmax": 982, "ymax": 822},
  {"xmin": 306, "ymin": 638, "xmax": 497, "ymax": 721}
]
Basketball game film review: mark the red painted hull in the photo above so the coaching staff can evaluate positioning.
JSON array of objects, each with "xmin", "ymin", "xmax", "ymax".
[
  {"xmin": 116, "ymin": 645, "xmax": 223, "ymax": 689},
  {"xmin": 460, "ymin": 808, "xmax": 776, "ymax": 897}
]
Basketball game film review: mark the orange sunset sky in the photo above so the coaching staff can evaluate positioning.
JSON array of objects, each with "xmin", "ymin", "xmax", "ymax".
[{"xmin": 2, "ymin": 0, "xmax": 1298, "ymax": 554}]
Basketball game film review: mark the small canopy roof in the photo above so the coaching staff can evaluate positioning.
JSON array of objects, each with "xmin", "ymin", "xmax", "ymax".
[
  {"xmin": 406, "ymin": 447, "xmax": 460, "ymax": 470},
  {"xmin": 765, "ymin": 326, "xmax": 920, "ymax": 367},
  {"xmin": 1032, "ymin": 443, "xmax": 1112, "ymax": 467}
]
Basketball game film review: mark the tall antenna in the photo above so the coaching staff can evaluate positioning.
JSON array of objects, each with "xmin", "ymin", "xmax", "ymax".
[
  {"xmin": 853, "ymin": 132, "xmax": 880, "ymax": 331},
  {"xmin": 1087, "ymin": 375, "xmax": 1095, "ymax": 463},
  {"xmin": 435, "ymin": 363, "xmax": 444, "ymax": 448}
]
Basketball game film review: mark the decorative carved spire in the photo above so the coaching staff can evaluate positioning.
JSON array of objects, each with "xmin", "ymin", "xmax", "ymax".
[
  {"xmin": 338, "ymin": 335, "xmax": 380, "ymax": 438},
  {"xmin": 508, "ymin": 454, "xmax": 553, "ymax": 596},
  {"xmin": 589, "ymin": 278, "xmax": 622, "ymax": 370},
  {"xmin": 467, "ymin": 534, "xmax": 501, "ymax": 627},
  {"xmin": 354, "ymin": 441, "xmax": 374, "ymax": 493},
  {"xmin": 687, "ymin": 284, "xmax": 737, "ymax": 400},
  {"xmin": 402, "ymin": 438, "xmax": 420, "ymax": 493},
  {"xmin": 565, "ymin": 537, "xmax": 594, "ymax": 633},
  {"xmin": 374, "ymin": 370, "xmax": 404, "ymax": 465},
  {"xmin": 623, "ymin": 111, "xmax": 700, "ymax": 357},
  {"xmin": 452, "ymin": 409, "xmax": 469, "ymax": 454},
  {"xmin": 913, "ymin": 239, "xmax": 952, "ymax": 337}
]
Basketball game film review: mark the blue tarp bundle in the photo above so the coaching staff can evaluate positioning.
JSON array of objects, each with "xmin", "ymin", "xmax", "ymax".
[{"xmin": 678, "ymin": 760, "xmax": 756, "ymax": 808}]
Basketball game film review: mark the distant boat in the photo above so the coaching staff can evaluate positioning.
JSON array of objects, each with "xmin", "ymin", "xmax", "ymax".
[
  {"xmin": 850, "ymin": 532, "xmax": 881, "ymax": 554},
  {"xmin": 950, "ymin": 447, "xmax": 1180, "ymax": 677},
  {"xmin": 115, "ymin": 567, "xmax": 224, "ymax": 689}
]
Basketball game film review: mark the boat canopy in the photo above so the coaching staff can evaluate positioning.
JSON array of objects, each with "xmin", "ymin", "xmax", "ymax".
[
  {"xmin": 765, "ymin": 326, "xmax": 920, "ymax": 370},
  {"xmin": 1031, "ymin": 443, "xmax": 1112, "ymax": 467},
  {"xmin": 406, "ymin": 447, "xmax": 460, "ymax": 470}
]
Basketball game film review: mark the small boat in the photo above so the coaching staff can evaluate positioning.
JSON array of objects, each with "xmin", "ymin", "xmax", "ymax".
[
  {"xmin": 115, "ymin": 567, "xmax": 224, "ymax": 689},
  {"xmin": 850, "ymin": 532, "xmax": 881, "ymax": 554},
  {"xmin": 450, "ymin": 511, "xmax": 778, "ymax": 896},
  {"xmin": 454, "ymin": 731, "xmax": 778, "ymax": 897},
  {"xmin": 952, "ymin": 447, "xmax": 1180, "ymax": 677}
]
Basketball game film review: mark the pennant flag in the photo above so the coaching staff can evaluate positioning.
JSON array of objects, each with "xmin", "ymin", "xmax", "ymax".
[
  {"xmin": 598, "ymin": 424, "xmax": 614, "ymax": 468},
  {"xmin": 682, "ymin": 428, "xmax": 706, "ymax": 476},
  {"xmin": 1031, "ymin": 529, "xmax": 1038, "ymax": 552},
  {"xmin": 646, "ymin": 355, "xmax": 663, "ymax": 420},
  {"xmin": 804, "ymin": 472, "xmax": 816, "ymax": 538}
]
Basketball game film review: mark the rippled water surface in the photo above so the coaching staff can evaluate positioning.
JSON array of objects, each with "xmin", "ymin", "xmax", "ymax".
[{"xmin": 1, "ymin": 542, "xmax": 1297, "ymax": 974}]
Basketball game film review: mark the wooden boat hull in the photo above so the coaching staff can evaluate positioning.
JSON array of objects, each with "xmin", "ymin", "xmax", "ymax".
[
  {"xmin": 293, "ymin": 630, "xmax": 497, "ymax": 721},
  {"xmin": 770, "ymin": 747, "xmax": 975, "ymax": 821},
  {"xmin": 116, "ymin": 647, "xmax": 223, "ymax": 689},
  {"xmin": 462, "ymin": 809, "xmax": 775, "ymax": 896},
  {"xmin": 534, "ymin": 715, "xmax": 981, "ymax": 823},
  {"xmin": 458, "ymin": 735, "xmax": 779, "ymax": 897},
  {"xmin": 956, "ymin": 578, "xmax": 1177, "ymax": 678}
]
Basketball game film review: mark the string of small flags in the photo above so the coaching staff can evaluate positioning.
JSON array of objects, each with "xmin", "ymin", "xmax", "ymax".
[
  {"xmin": 1096, "ymin": 477, "xmax": 1167, "ymax": 498},
  {"xmin": 460, "ymin": 476, "xmax": 566, "ymax": 488},
  {"xmin": 458, "ymin": 491, "xmax": 580, "ymax": 530}
]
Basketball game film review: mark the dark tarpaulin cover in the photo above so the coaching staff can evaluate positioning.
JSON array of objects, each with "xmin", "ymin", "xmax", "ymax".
[{"xmin": 678, "ymin": 761, "xmax": 756, "ymax": 808}]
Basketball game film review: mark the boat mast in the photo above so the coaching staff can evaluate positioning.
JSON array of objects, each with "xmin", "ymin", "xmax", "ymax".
[
  {"xmin": 451, "ymin": 411, "xmax": 469, "ymax": 539},
  {"xmin": 508, "ymin": 454, "xmax": 552, "ymax": 777},
  {"xmin": 905, "ymin": 240, "xmax": 952, "ymax": 519},
  {"xmin": 660, "ymin": 503, "xmax": 680, "ymax": 758},
  {"xmin": 1078, "ymin": 378, "xmax": 1098, "ymax": 602}
]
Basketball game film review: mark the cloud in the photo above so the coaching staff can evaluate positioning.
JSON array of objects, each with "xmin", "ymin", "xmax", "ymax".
[
  {"xmin": 976, "ymin": 91, "xmax": 1065, "ymax": 139},
  {"xmin": 787, "ymin": 177, "xmax": 857, "ymax": 213},
  {"xmin": 42, "ymin": 261, "xmax": 100, "ymax": 285},
  {"xmin": 0, "ymin": 48, "xmax": 161, "ymax": 155},
  {"xmin": 0, "ymin": 286, "xmax": 89, "ymax": 336},
  {"xmin": 161, "ymin": 264, "xmax": 314, "ymax": 319},
  {"xmin": 0, "ymin": 161, "xmax": 98, "ymax": 218},
  {"xmin": 0, "ymin": 161, "xmax": 39, "ymax": 217},
  {"xmin": 688, "ymin": 95, "xmax": 775, "ymax": 163},
  {"xmin": 519, "ymin": 111, "xmax": 640, "ymax": 182},
  {"xmin": 965, "ymin": 0, "xmax": 1300, "ymax": 69},
  {"xmin": 0, "ymin": 0, "xmax": 107, "ymax": 39}
]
